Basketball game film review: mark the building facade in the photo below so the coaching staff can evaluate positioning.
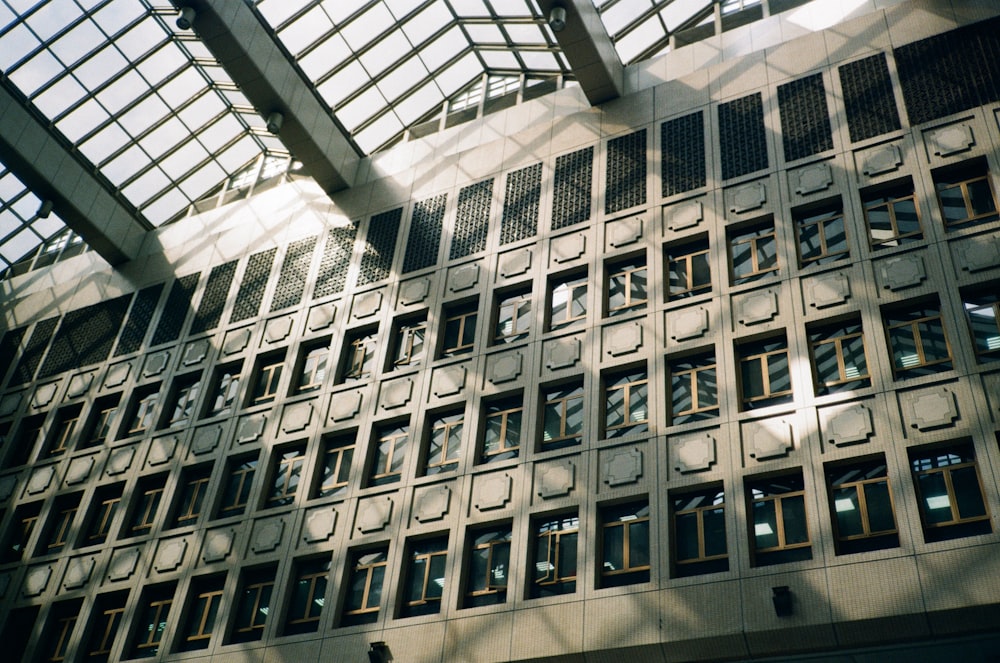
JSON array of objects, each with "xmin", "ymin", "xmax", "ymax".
[{"xmin": 1, "ymin": 1, "xmax": 1000, "ymax": 661}]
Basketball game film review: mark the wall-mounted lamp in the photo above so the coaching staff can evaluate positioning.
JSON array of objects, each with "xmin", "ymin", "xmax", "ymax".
[
  {"xmin": 368, "ymin": 641, "xmax": 392, "ymax": 663},
  {"xmin": 37, "ymin": 200, "xmax": 53, "ymax": 219},
  {"xmin": 176, "ymin": 7, "xmax": 196, "ymax": 30},
  {"xmin": 265, "ymin": 112, "xmax": 284, "ymax": 135},
  {"xmin": 549, "ymin": 5, "xmax": 567, "ymax": 32},
  {"xmin": 772, "ymin": 586, "xmax": 792, "ymax": 617}
]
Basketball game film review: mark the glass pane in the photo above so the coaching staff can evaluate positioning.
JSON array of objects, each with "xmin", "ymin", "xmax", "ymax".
[
  {"xmin": 752, "ymin": 500, "xmax": 778, "ymax": 549},
  {"xmin": 798, "ymin": 222, "xmax": 822, "ymax": 261},
  {"xmin": 534, "ymin": 534, "xmax": 552, "ymax": 582},
  {"xmin": 867, "ymin": 204, "xmax": 894, "ymax": 242},
  {"xmin": 368, "ymin": 566, "xmax": 385, "ymax": 608},
  {"xmin": 968, "ymin": 304, "xmax": 1000, "ymax": 354},
  {"xmin": 407, "ymin": 558, "xmax": 426, "ymax": 601},
  {"xmin": 824, "ymin": 218, "xmax": 847, "ymax": 255},
  {"xmin": 813, "ymin": 340, "xmax": 840, "ymax": 384},
  {"xmin": 890, "ymin": 326, "xmax": 919, "ymax": 369},
  {"xmin": 559, "ymin": 532, "xmax": 577, "ymax": 578},
  {"xmin": 893, "ymin": 199, "xmax": 920, "ymax": 236},
  {"xmin": 608, "ymin": 274, "xmax": 626, "ymax": 309},
  {"xmin": 697, "ymin": 367, "xmax": 717, "ymax": 407},
  {"xmin": 755, "ymin": 236, "xmax": 777, "ymax": 270},
  {"xmin": 630, "ymin": 268, "xmax": 647, "ymax": 301},
  {"xmin": 691, "ymin": 252, "xmax": 711, "ymax": 288},
  {"xmin": 731, "ymin": 239, "xmax": 752, "ymax": 278},
  {"xmin": 863, "ymin": 480, "xmax": 896, "ymax": 533},
  {"xmin": 938, "ymin": 184, "xmax": 967, "ymax": 223},
  {"xmin": 842, "ymin": 335, "xmax": 868, "ymax": 379},
  {"xmin": 491, "ymin": 542, "xmax": 509, "ymax": 588},
  {"xmin": 602, "ymin": 525, "xmax": 624, "ymax": 572},
  {"xmin": 967, "ymin": 179, "xmax": 997, "ymax": 218},
  {"xmin": 671, "ymin": 372, "xmax": 693, "ymax": 414},
  {"xmin": 629, "ymin": 521, "xmax": 649, "ymax": 567},
  {"xmin": 630, "ymin": 383, "xmax": 647, "ymax": 423},
  {"xmin": 917, "ymin": 472, "xmax": 952, "ymax": 524},
  {"xmin": 917, "ymin": 319, "xmax": 949, "ymax": 362},
  {"xmin": 833, "ymin": 486, "xmax": 864, "ymax": 537},
  {"xmin": 767, "ymin": 352, "xmax": 790, "ymax": 393},
  {"xmin": 564, "ymin": 395, "xmax": 583, "ymax": 435},
  {"xmin": 606, "ymin": 387, "xmax": 625, "ymax": 427},
  {"xmin": 427, "ymin": 554, "xmax": 446, "ymax": 599},
  {"xmin": 470, "ymin": 547, "xmax": 489, "ymax": 592},
  {"xmin": 675, "ymin": 512, "xmax": 699, "ymax": 561},
  {"xmin": 703, "ymin": 507, "xmax": 727, "ymax": 557},
  {"xmin": 782, "ymin": 495, "xmax": 808, "ymax": 544},
  {"xmin": 543, "ymin": 402, "xmax": 562, "ymax": 441},
  {"xmin": 952, "ymin": 466, "xmax": 987, "ymax": 520}
]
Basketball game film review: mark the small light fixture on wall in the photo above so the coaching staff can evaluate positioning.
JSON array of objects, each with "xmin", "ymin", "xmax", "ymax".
[
  {"xmin": 368, "ymin": 641, "xmax": 393, "ymax": 663},
  {"xmin": 772, "ymin": 586, "xmax": 792, "ymax": 617},
  {"xmin": 176, "ymin": 7, "xmax": 196, "ymax": 30},
  {"xmin": 37, "ymin": 200, "xmax": 53, "ymax": 219},
  {"xmin": 549, "ymin": 5, "xmax": 567, "ymax": 32},
  {"xmin": 265, "ymin": 112, "xmax": 284, "ymax": 134}
]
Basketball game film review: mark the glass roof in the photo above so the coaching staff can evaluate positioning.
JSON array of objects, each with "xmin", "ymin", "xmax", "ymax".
[{"xmin": 0, "ymin": 0, "xmax": 756, "ymax": 274}]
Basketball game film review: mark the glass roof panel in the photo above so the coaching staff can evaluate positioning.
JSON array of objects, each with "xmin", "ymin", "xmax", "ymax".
[{"xmin": 402, "ymin": 2, "xmax": 452, "ymax": 46}]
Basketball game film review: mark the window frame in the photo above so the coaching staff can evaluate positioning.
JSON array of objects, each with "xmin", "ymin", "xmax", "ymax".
[
  {"xmin": 177, "ymin": 576, "xmax": 225, "ymax": 651},
  {"xmin": 400, "ymin": 536, "xmax": 448, "ymax": 617},
  {"xmin": 161, "ymin": 373, "xmax": 201, "ymax": 429},
  {"xmin": 962, "ymin": 289, "xmax": 1000, "ymax": 363},
  {"xmin": 547, "ymin": 273, "xmax": 588, "ymax": 330},
  {"xmin": 216, "ymin": 455, "xmax": 257, "ymax": 518},
  {"xmin": 228, "ymin": 567, "xmax": 275, "ymax": 643},
  {"xmin": 341, "ymin": 548, "xmax": 389, "ymax": 626},
  {"xmin": 933, "ymin": 158, "xmax": 1000, "ymax": 231},
  {"xmin": 293, "ymin": 340, "xmax": 331, "ymax": 394},
  {"xmin": 599, "ymin": 500, "xmax": 651, "ymax": 587},
  {"xmin": 122, "ymin": 384, "xmax": 161, "ymax": 438},
  {"xmin": 493, "ymin": 289, "xmax": 532, "ymax": 343},
  {"xmin": 909, "ymin": 442, "xmax": 992, "ymax": 542},
  {"xmin": 85, "ymin": 593, "xmax": 127, "ymax": 659},
  {"xmin": 463, "ymin": 525, "xmax": 512, "ymax": 607},
  {"xmin": 883, "ymin": 303, "xmax": 953, "ymax": 378},
  {"xmin": 341, "ymin": 329, "xmax": 378, "ymax": 382},
  {"xmin": 126, "ymin": 476, "xmax": 167, "ymax": 537},
  {"xmin": 825, "ymin": 458, "xmax": 899, "ymax": 554},
  {"xmin": 861, "ymin": 178, "xmax": 923, "ymax": 249},
  {"xmin": 46, "ymin": 405, "xmax": 82, "ymax": 457},
  {"xmin": 665, "ymin": 235, "xmax": 711, "ymax": 301},
  {"xmin": 249, "ymin": 352, "xmax": 284, "ymax": 405},
  {"xmin": 668, "ymin": 352, "xmax": 719, "ymax": 424},
  {"xmin": 283, "ymin": 558, "xmax": 330, "ymax": 635},
  {"xmin": 313, "ymin": 434, "xmax": 354, "ymax": 499},
  {"xmin": 807, "ymin": 320, "xmax": 871, "ymax": 395},
  {"xmin": 530, "ymin": 513, "xmax": 579, "ymax": 598},
  {"xmin": 170, "ymin": 467, "xmax": 211, "ymax": 528},
  {"xmin": 606, "ymin": 257, "xmax": 648, "ymax": 315},
  {"xmin": 541, "ymin": 382, "xmax": 585, "ymax": 450},
  {"xmin": 368, "ymin": 424, "xmax": 409, "ymax": 487},
  {"xmin": 391, "ymin": 316, "xmax": 428, "ymax": 369},
  {"xmin": 265, "ymin": 445, "xmax": 306, "ymax": 509},
  {"xmin": 128, "ymin": 585, "xmax": 174, "ymax": 658},
  {"xmin": 204, "ymin": 361, "xmax": 241, "ymax": 418},
  {"xmin": 670, "ymin": 486, "xmax": 728, "ymax": 577},
  {"xmin": 79, "ymin": 394, "xmax": 120, "ymax": 449},
  {"xmin": 481, "ymin": 395, "xmax": 523, "ymax": 463},
  {"xmin": 604, "ymin": 368, "xmax": 649, "ymax": 438},
  {"xmin": 84, "ymin": 483, "xmax": 124, "ymax": 546},
  {"xmin": 728, "ymin": 219, "xmax": 779, "ymax": 285},
  {"xmin": 793, "ymin": 198, "xmax": 849, "ymax": 267},
  {"xmin": 747, "ymin": 473, "xmax": 812, "ymax": 566},
  {"xmin": 737, "ymin": 337, "xmax": 793, "ymax": 410},
  {"xmin": 440, "ymin": 301, "xmax": 478, "ymax": 357},
  {"xmin": 424, "ymin": 411, "xmax": 464, "ymax": 475}
]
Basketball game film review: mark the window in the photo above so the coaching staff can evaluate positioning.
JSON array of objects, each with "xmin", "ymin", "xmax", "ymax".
[
  {"xmin": 177, "ymin": 576, "xmax": 224, "ymax": 651},
  {"xmin": 424, "ymin": 412, "xmax": 463, "ymax": 475},
  {"xmin": 607, "ymin": 257, "xmax": 647, "ymax": 315},
  {"xmin": 668, "ymin": 352, "xmax": 718, "ymax": 424},
  {"xmin": 933, "ymin": 158, "xmax": 999, "ymax": 230},
  {"xmin": 671, "ymin": 487, "xmax": 728, "ymax": 577},
  {"xmin": 249, "ymin": 352, "xmax": 284, "ymax": 404},
  {"xmin": 391, "ymin": 317, "xmax": 427, "ymax": 368},
  {"xmin": 369, "ymin": 425, "xmax": 409, "ymax": 486},
  {"xmin": 294, "ymin": 340, "xmax": 330, "ymax": 393},
  {"xmin": 400, "ymin": 537, "xmax": 448, "ymax": 617},
  {"xmin": 826, "ymin": 458, "xmax": 898, "ymax": 554},
  {"xmin": 464, "ymin": 525, "xmax": 511, "ymax": 607},
  {"xmin": 541, "ymin": 382, "xmax": 584, "ymax": 450},
  {"xmin": 128, "ymin": 585, "xmax": 174, "ymax": 658},
  {"xmin": 40, "ymin": 493, "xmax": 80, "ymax": 555},
  {"xmin": 126, "ymin": 476, "xmax": 166, "ymax": 537},
  {"xmin": 229, "ymin": 567, "xmax": 275, "ymax": 643},
  {"xmin": 266, "ymin": 445, "xmax": 305, "ymax": 508},
  {"xmin": 493, "ymin": 290, "xmax": 532, "ymax": 343},
  {"xmin": 794, "ymin": 199, "xmax": 849, "ymax": 266},
  {"xmin": 342, "ymin": 548, "xmax": 388, "ymax": 626},
  {"xmin": 170, "ymin": 467, "xmax": 211, "ymax": 528},
  {"xmin": 737, "ymin": 337, "xmax": 793, "ymax": 409},
  {"xmin": 313, "ymin": 434, "xmax": 354, "ymax": 499},
  {"xmin": 84, "ymin": 484, "xmax": 124, "ymax": 546},
  {"xmin": 1, "ymin": 502, "xmax": 40, "ymax": 564},
  {"xmin": 80, "ymin": 395, "xmax": 119, "ymax": 449},
  {"xmin": 342, "ymin": 330, "xmax": 377, "ymax": 381},
  {"xmin": 548, "ymin": 274, "xmax": 588, "ymax": 329},
  {"xmin": 5, "ymin": 414, "xmax": 43, "ymax": 468},
  {"xmin": 666, "ymin": 236, "xmax": 711, "ymax": 300},
  {"xmin": 204, "ymin": 362, "xmax": 241, "ymax": 417},
  {"xmin": 46, "ymin": 405, "xmax": 81, "ymax": 456},
  {"xmin": 909, "ymin": 442, "xmax": 992, "ymax": 542},
  {"xmin": 861, "ymin": 178, "xmax": 922, "ymax": 249},
  {"xmin": 600, "ymin": 501, "xmax": 650, "ymax": 587},
  {"xmin": 481, "ymin": 396, "xmax": 522, "ymax": 463},
  {"xmin": 962, "ymin": 289, "xmax": 1000, "ymax": 363},
  {"xmin": 124, "ymin": 385, "xmax": 161, "ymax": 437},
  {"xmin": 883, "ymin": 302, "xmax": 952, "ymax": 378},
  {"xmin": 440, "ymin": 301, "xmax": 477, "ymax": 357},
  {"xmin": 728, "ymin": 220, "xmax": 778, "ymax": 285},
  {"xmin": 808, "ymin": 320, "xmax": 871, "ymax": 395},
  {"xmin": 217, "ymin": 456, "xmax": 257, "ymax": 518},
  {"xmin": 84, "ymin": 592, "xmax": 127, "ymax": 661},
  {"xmin": 604, "ymin": 369, "xmax": 648, "ymax": 438},
  {"xmin": 531, "ymin": 514, "xmax": 578, "ymax": 598},
  {"xmin": 161, "ymin": 374, "xmax": 200, "ymax": 428},
  {"xmin": 747, "ymin": 473, "xmax": 812, "ymax": 566},
  {"xmin": 39, "ymin": 599, "xmax": 80, "ymax": 662},
  {"xmin": 283, "ymin": 558, "xmax": 329, "ymax": 635}
]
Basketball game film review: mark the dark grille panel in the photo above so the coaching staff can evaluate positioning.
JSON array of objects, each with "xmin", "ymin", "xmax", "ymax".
[
  {"xmin": 450, "ymin": 179, "xmax": 494, "ymax": 259},
  {"xmin": 150, "ymin": 273, "xmax": 200, "ymax": 346},
  {"xmin": 39, "ymin": 295, "xmax": 132, "ymax": 378},
  {"xmin": 839, "ymin": 53, "xmax": 901, "ymax": 143},
  {"xmin": 314, "ymin": 223, "xmax": 357, "ymax": 299},
  {"xmin": 191, "ymin": 261, "xmax": 237, "ymax": 334},
  {"xmin": 270, "ymin": 236, "xmax": 318, "ymax": 312},
  {"xmin": 357, "ymin": 208, "xmax": 403, "ymax": 286},
  {"xmin": 501, "ymin": 162, "xmax": 543, "ymax": 245},
  {"xmin": 10, "ymin": 317, "xmax": 58, "ymax": 386},
  {"xmin": 777, "ymin": 73, "xmax": 833, "ymax": 162},
  {"xmin": 895, "ymin": 17, "xmax": 1000, "ymax": 126},
  {"xmin": 551, "ymin": 146, "xmax": 593, "ymax": 230},
  {"xmin": 661, "ymin": 111, "xmax": 706, "ymax": 197},
  {"xmin": 231, "ymin": 247, "xmax": 277, "ymax": 323},
  {"xmin": 402, "ymin": 194, "xmax": 447, "ymax": 273},
  {"xmin": 718, "ymin": 93, "xmax": 768, "ymax": 180},
  {"xmin": 605, "ymin": 129, "xmax": 647, "ymax": 214},
  {"xmin": 115, "ymin": 284, "xmax": 165, "ymax": 356},
  {"xmin": 0, "ymin": 327, "xmax": 27, "ymax": 386}
]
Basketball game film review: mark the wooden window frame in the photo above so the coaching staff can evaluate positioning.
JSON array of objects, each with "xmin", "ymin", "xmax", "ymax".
[
  {"xmin": 541, "ymin": 383, "xmax": 584, "ymax": 449},
  {"xmin": 230, "ymin": 569, "xmax": 274, "ymax": 642},
  {"xmin": 315, "ymin": 436, "xmax": 354, "ymax": 498},
  {"xmin": 599, "ymin": 501, "xmax": 651, "ymax": 586},
  {"xmin": 531, "ymin": 515, "xmax": 578, "ymax": 597},
  {"xmin": 392, "ymin": 319, "xmax": 427, "ymax": 368},
  {"xmin": 441, "ymin": 303, "xmax": 477, "ymax": 357},
  {"xmin": 464, "ymin": 526, "xmax": 512, "ymax": 606},
  {"xmin": 862, "ymin": 181, "xmax": 922, "ymax": 249},
  {"xmin": 808, "ymin": 321, "xmax": 871, "ymax": 394},
  {"xmin": 482, "ymin": 397, "xmax": 522, "ymax": 462},
  {"xmin": 493, "ymin": 291, "xmax": 532, "ymax": 343},
  {"xmin": 794, "ymin": 201, "xmax": 849, "ymax": 267},
  {"xmin": 284, "ymin": 560, "xmax": 329, "ymax": 633},
  {"xmin": 294, "ymin": 343, "xmax": 330, "ymax": 393},
  {"xmin": 266, "ymin": 446, "xmax": 305, "ymax": 508},
  {"xmin": 671, "ymin": 487, "xmax": 728, "ymax": 576},
  {"xmin": 369, "ymin": 426, "xmax": 408, "ymax": 486},
  {"xmin": 737, "ymin": 339, "xmax": 792, "ymax": 409},
  {"xmin": 933, "ymin": 160, "xmax": 1000, "ymax": 230},
  {"xmin": 604, "ymin": 370, "xmax": 649, "ymax": 437},
  {"xmin": 218, "ymin": 457, "xmax": 257, "ymax": 517},
  {"xmin": 548, "ymin": 274, "xmax": 588, "ymax": 329},
  {"xmin": 343, "ymin": 332, "xmax": 377, "ymax": 381},
  {"xmin": 884, "ymin": 305, "xmax": 953, "ymax": 378},
  {"xmin": 666, "ymin": 237, "xmax": 711, "ymax": 300},
  {"xmin": 342, "ymin": 549, "xmax": 389, "ymax": 625},
  {"xmin": 910, "ymin": 444, "xmax": 992, "ymax": 537},
  {"xmin": 669, "ymin": 353, "xmax": 718, "ymax": 423},
  {"xmin": 401, "ymin": 538, "xmax": 448, "ymax": 616},
  {"xmin": 728, "ymin": 221, "xmax": 778, "ymax": 285},
  {"xmin": 607, "ymin": 259, "xmax": 648, "ymax": 315},
  {"xmin": 962, "ymin": 290, "xmax": 1000, "ymax": 363},
  {"xmin": 425, "ymin": 412, "xmax": 463, "ymax": 475},
  {"xmin": 205, "ymin": 363, "xmax": 241, "ymax": 418},
  {"xmin": 747, "ymin": 474, "xmax": 812, "ymax": 566},
  {"xmin": 826, "ymin": 459, "xmax": 898, "ymax": 554},
  {"xmin": 250, "ymin": 355, "xmax": 284, "ymax": 404}
]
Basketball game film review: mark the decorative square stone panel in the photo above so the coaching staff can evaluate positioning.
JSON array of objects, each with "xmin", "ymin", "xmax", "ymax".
[
  {"xmin": 954, "ymin": 234, "xmax": 1000, "ymax": 274},
  {"xmin": 105, "ymin": 446, "xmax": 136, "ymax": 476},
  {"xmin": 927, "ymin": 123, "xmax": 974, "ymax": 156},
  {"xmin": 182, "ymin": 339, "xmax": 209, "ymax": 365},
  {"xmin": 63, "ymin": 556, "xmax": 96, "ymax": 590},
  {"xmin": 820, "ymin": 402, "xmax": 874, "ymax": 447},
  {"xmin": 432, "ymin": 365, "xmax": 467, "ymax": 398},
  {"xmin": 357, "ymin": 496, "xmax": 393, "ymax": 534},
  {"xmin": 66, "ymin": 372, "xmax": 95, "ymax": 399},
  {"xmin": 191, "ymin": 425, "xmax": 223, "ymax": 456},
  {"xmin": 743, "ymin": 418, "xmax": 793, "ymax": 460},
  {"xmin": 448, "ymin": 263, "xmax": 480, "ymax": 292},
  {"xmin": 602, "ymin": 447, "xmax": 643, "ymax": 486},
  {"xmin": 672, "ymin": 433, "xmax": 717, "ymax": 473},
  {"xmin": 235, "ymin": 414, "xmax": 267, "ymax": 445},
  {"xmin": 307, "ymin": 302, "xmax": 337, "ymax": 330},
  {"xmin": 25, "ymin": 466, "xmax": 55, "ymax": 495},
  {"xmin": 793, "ymin": 162, "xmax": 832, "ymax": 195},
  {"xmin": 729, "ymin": 181, "xmax": 766, "ymax": 214},
  {"xmin": 878, "ymin": 254, "xmax": 926, "ymax": 291},
  {"xmin": 536, "ymin": 460, "xmax": 575, "ymax": 499},
  {"xmin": 23, "ymin": 565, "xmax": 52, "ymax": 597},
  {"xmin": 607, "ymin": 214, "xmax": 644, "ymax": 248},
  {"xmin": 736, "ymin": 289, "xmax": 778, "ymax": 326},
  {"xmin": 352, "ymin": 290, "xmax": 383, "ymax": 319},
  {"xmin": 806, "ymin": 272, "xmax": 851, "ymax": 309},
  {"xmin": 263, "ymin": 316, "xmax": 294, "ymax": 344},
  {"xmin": 147, "ymin": 436, "xmax": 178, "ymax": 467},
  {"xmin": 32, "ymin": 382, "xmax": 58, "ymax": 408},
  {"xmin": 414, "ymin": 484, "xmax": 452, "ymax": 523},
  {"xmin": 487, "ymin": 351, "xmax": 523, "ymax": 384},
  {"xmin": 107, "ymin": 547, "xmax": 141, "ymax": 581},
  {"xmin": 603, "ymin": 321, "xmax": 643, "ymax": 356},
  {"xmin": 65, "ymin": 456, "xmax": 96, "ymax": 485},
  {"xmin": 380, "ymin": 378, "xmax": 414, "ymax": 410},
  {"xmin": 901, "ymin": 386, "xmax": 959, "ymax": 431},
  {"xmin": 473, "ymin": 472, "xmax": 513, "ymax": 511},
  {"xmin": 104, "ymin": 362, "xmax": 131, "ymax": 388},
  {"xmin": 143, "ymin": 351, "xmax": 170, "ymax": 377},
  {"xmin": 544, "ymin": 337, "xmax": 581, "ymax": 370},
  {"xmin": 153, "ymin": 538, "xmax": 189, "ymax": 573},
  {"xmin": 302, "ymin": 507, "xmax": 338, "ymax": 543},
  {"xmin": 398, "ymin": 278, "xmax": 431, "ymax": 306},
  {"xmin": 329, "ymin": 390, "xmax": 364, "ymax": 423},
  {"xmin": 665, "ymin": 200, "xmax": 703, "ymax": 232},
  {"xmin": 550, "ymin": 233, "xmax": 586, "ymax": 264},
  {"xmin": 250, "ymin": 518, "xmax": 286, "ymax": 554},
  {"xmin": 499, "ymin": 248, "xmax": 533, "ymax": 278},
  {"xmin": 281, "ymin": 401, "xmax": 315, "ymax": 434},
  {"xmin": 202, "ymin": 529, "xmax": 235, "ymax": 563},
  {"xmin": 861, "ymin": 144, "xmax": 902, "ymax": 176},
  {"xmin": 222, "ymin": 327, "xmax": 252, "ymax": 355}
]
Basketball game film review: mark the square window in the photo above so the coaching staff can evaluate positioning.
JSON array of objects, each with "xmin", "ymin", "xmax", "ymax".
[
  {"xmin": 160, "ymin": 374, "xmax": 200, "ymax": 429},
  {"xmin": 808, "ymin": 320, "xmax": 871, "ymax": 395},
  {"xmin": 341, "ymin": 548, "xmax": 388, "ymax": 626},
  {"xmin": 38, "ymin": 599, "xmax": 80, "ymax": 662},
  {"xmin": 169, "ymin": 467, "xmax": 211, "ymax": 528},
  {"xmin": 122, "ymin": 385, "xmax": 160, "ymax": 438},
  {"xmin": 440, "ymin": 300, "xmax": 477, "ymax": 357},
  {"xmin": 728, "ymin": 220, "xmax": 778, "ymax": 285},
  {"xmin": 127, "ymin": 584, "xmax": 175, "ymax": 658},
  {"xmin": 84, "ymin": 592, "xmax": 128, "ymax": 659},
  {"xmin": 665, "ymin": 236, "xmax": 711, "ymax": 300},
  {"xmin": 481, "ymin": 395, "xmax": 522, "ymax": 463},
  {"xmin": 909, "ymin": 442, "xmax": 992, "ymax": 542},
  {"xmin": 368, "ymin": 424, "xmax": 409, "ymax": 487},
  {"xmin": 530, "ymin": 514, "xmax": 578, "ymax": 598},
  {"xmin": 463, "ymin": 525, "xmax": 511, "ymax": 608},
  {"xmin": 84, "ymin": 483, "xmax": 125, "ymax": 546},
  {"xmin": 45, "ymin": 405, "xmax": 82, "ymax": 457},
  {"xmin": 204, "ymin": 362, "xmax": 241, "ymax": 418},
  {"xmin": 0, "ymin": 502, "xmax": 41, "ymax": 564},
  {"xmin": 312, "ymin": 434, "xmax": 354, "ymax": 499},
  {"xmin": 668, "ymin": 352, "xmax": 718, "ymax": 424},
  {"xmin": 390, "ymin": 316, "xmax": 427, "ymax": 368},
  {"xmin": 962, "ymin": 288, "xmax": 1000, "ymax": 363},
  {"xmin": 933, "ymin": 158, "xmax": 999, "ymax": 230},
  {"xmin": 883, "ymin": 301, "xmax": 952, "ymax": 378},
  {"xmin": 607, "ymin": 257, "xmax": 647, "ymax": 315},
  {"xmin": 493, "ymin": 290, "xmax": 532, "ymax": 343},
  {"xmin": 293, "ymin": 340, "xmax": 331, "ymax": 394},
  {"xmin": 39, "ymin": 493, "xmax": 81, "ymax": 555},
  {"xmin": 79, "ymin": 394, "xmax": 120, "ymax": 449},
  {"xmin": 826, "ymin": 458, "xmax": 898, "ymax": 554},
  {"xmin": 283, "ymin": 558, "xmax": 329, "ymax": 635},
  {"xmin": 265, "ymin": 445, "xmax": 305, "ymax": 508},
  {"xmin": 228, "ymin": 567, "xmax": 275, "ymax": 643},
  {"xmin": 604, "ymin": 368, "xmax": 648, "ymax": 438},
  {"xmin": 216, "ymin": 455, "xmax": 257, "ymax": 518},
  {"xmin": 400, "ymin": 537, "xmax": 448, "ymax": 617},
  {"xmin": 341, "ymin": 329, "xmax": 377, "ymax": 382},
  {"xmin": 747, "ymin": 473, "xmax": 812, "ymax": 566},
  {"xmin": 737, "ymin": 337, "xmax": 793, "ymax": 410},
  {"xmin": 125, "ymin": 475, "xmax": 167, "ymax": 537},
  {"xmin": 548, "ymin": 273, "xmax": 588, "ymax": 330},
  {"xmin": 794, "ymin": 198, "xmax": 849, "ymax": 267},
  {"xmin": 249, "ymin": 352, "xmax": 284, "ymax": 405},
  {"xmin": 177, "ymin": 575, "xmax": 224, "ymax": 651},
  {"xmin": 423, "ymin": 411, "xmax": 464, "ymax": 475},
  {"xmin": 541, "ymin": 382, "xmax": 584, "ymax": 450},
  {"xmin": 861, "ymin": 178, "xmax": 922, "ymax": 249},
  {"xmin": 671, "ymin": 486, "xmax": 728, "ymax": 577},
  {"xmin": 599, "ymin": 501, "xmax": 650, "ymax": 587}
]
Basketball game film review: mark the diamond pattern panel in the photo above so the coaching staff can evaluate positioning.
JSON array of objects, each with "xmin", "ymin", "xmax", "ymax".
[
  {"xmin": 661, "ymin": 111, "xmax": 706, "ymax": 197},
  {"xmin": 191, "ymin": 261, "xmax": 238, "ymax": 334},
  {"xmin": 605, "ymin": 129, "xmax": 647, "ymax": 214},
  {"xmin": 150, "ymin": 273, "xmax": 201, "ymax": 346},
  {"xmin": 839, "ymin": 54, "xmax": 901, "ymax": 143},
  {"xmin": 719, "ymin": 93, "xmax": 768, "ymax": 180},
  {"xmin": 501, "ymin": 163, "xmax": 543, "ymax": 245},
  {"xmin": 551, "ymin": 146, "xmax": 593, "ymax": 230},
  {"xmin": 10, "ymin": 317, "xmax": 58, "ymax": 386},
  {"xmin": 403, "ymin": 194, "xmax": 447, "ymax": 274},
  {"xmin": 231, "ymin": 248, "xmax": 278, "ymax": 323},
  {"xmin": 271, "ymin": 236, "xmax": 318, "ymax": 312},
  {"xmin": 450, "ymin": 179, "xmax": 494, "ymax": 259},
  {"xmin": 358, "ymin": 208, "xmax": 402, "ymax": 286},
  {"xmin": 38, "ymin": 295, "xmax": 132, "ymax": 378},
  {"xmin": 777, "ymin": 73, "xmax": 833, "ymax": 162},
  {"xmin": 115, "ymin": 284, "xmax": 165, "ymax": 357}
]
